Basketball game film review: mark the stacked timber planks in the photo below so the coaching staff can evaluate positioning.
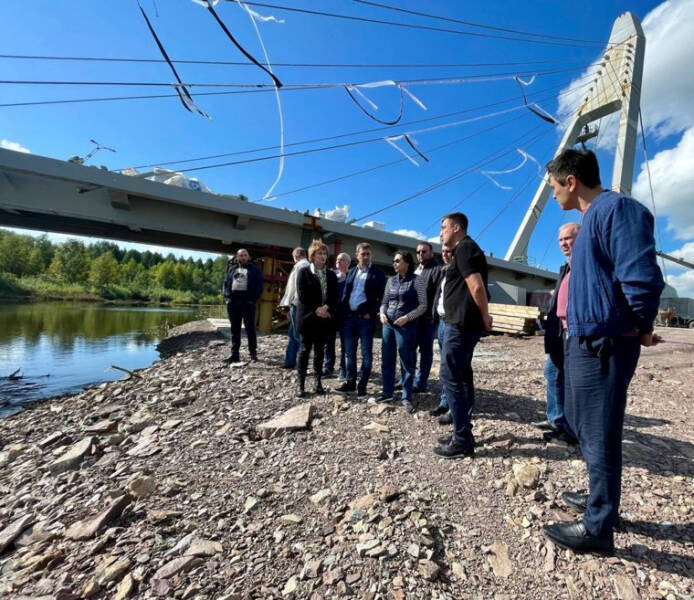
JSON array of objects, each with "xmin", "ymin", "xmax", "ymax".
[{"xmin": 488, "ymin": 303, "xmax": 541, "ymax": 335}]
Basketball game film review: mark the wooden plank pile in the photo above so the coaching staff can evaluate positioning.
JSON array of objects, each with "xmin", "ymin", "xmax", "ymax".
[{"xmin": 488, "ymin": 303, "xmax": 541, "ymax": 335}]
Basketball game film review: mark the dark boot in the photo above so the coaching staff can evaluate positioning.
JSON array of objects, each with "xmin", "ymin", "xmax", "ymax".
[
  {"xmin": 314, "ymin": 377, "xmax": 325, "ymax": 395},
  {"xmin": 296, "ymin": 374, "xmax": 306, "ymax": 398}
]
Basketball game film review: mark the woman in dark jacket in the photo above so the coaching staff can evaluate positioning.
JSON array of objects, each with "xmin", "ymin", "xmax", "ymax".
[
  {"xmin": 379, "ymin": 251, "xmax": 427, "ymax": 413},
  {"xmin": 296, "ymin": 239, "xmax": 339, "ymax": 397}
]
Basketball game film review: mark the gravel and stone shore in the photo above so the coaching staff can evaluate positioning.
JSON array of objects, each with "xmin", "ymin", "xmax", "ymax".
[{"xmin": 1, "ymin": 323, "xmax": 692, "ymax": 599}]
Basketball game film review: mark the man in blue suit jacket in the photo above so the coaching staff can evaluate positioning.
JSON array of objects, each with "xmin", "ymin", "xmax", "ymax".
[{"xmin": 336, "ymin": 243, "xmax": 387, "ymax": 396}]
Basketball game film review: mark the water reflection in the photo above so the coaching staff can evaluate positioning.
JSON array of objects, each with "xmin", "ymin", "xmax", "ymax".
[{"xmin": 0, "ymin": 302, "xmax": 225, "ymax": 416}]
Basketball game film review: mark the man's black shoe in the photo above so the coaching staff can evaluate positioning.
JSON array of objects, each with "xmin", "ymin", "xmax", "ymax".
[
  {"xmin": 356, "ymin": 384, "xmax": 368, "ymax": 397},
  {"xmin": 559, "ymin": 492, "xmax": 623, "ymax": 530},
  {"xmin": 543, "ymin": 429, "xmax": 579, "ymax": 446},
  {"xmin": 532, "ymin": 420, "xmax": 556, "ymax": 431},
  {"xmin": 413, "ymin": 385, "xmax": 427, "ymax": 394},
  {"xmin": 429, "ymin": 405, "xmax": 447, "ymax": 417},
  {"xmin": 403, "ymin": 401, "xmax": 416, "ymax": 414},
  {"xmin": 225, "ymin": 355, "xmax": 240, "ymax": 364},
  {"xmin": 561, "ymin": 491, "xmax": 588, "ymax": 513},
  {"xmin": 433, "ymin": 440, "xmax": 474, "ymax": 459},
  {"xmin": 250, "ymin": 356, "xmax": 258, "ymax": 363},
  {"xmin": 437, "ymin": 434, "xmax": 452, "ymax": 445},
  {"xmin": 394, "ymin": 382, "xmax": 403, "ymax": 391},
  {"xmin": 336, "ymin": 381, "xmax": 356, "ymax": 393},
  {"xmin": 438, "ymin": 412, "xmax": 453, "ymax": 426},
  {"xmin": 376, "ymin": 393, "xmax": 393, "ymax": 403},
  {"xmin": 542, "ymin": 520, "xmax": 614, "ymax": 554}
]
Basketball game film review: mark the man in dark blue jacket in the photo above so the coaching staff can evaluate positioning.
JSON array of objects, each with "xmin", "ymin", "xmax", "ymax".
[
  {"xmin": 541, "ymin": 149, "xmax": 664, "ymax": 554},
  {"xmin": 336, "ymin": 243, "xmax": 387, "ymax": 396},
  {"xmin": 222, "ymin": 248, "xmax": 264, "ymax": 363}
]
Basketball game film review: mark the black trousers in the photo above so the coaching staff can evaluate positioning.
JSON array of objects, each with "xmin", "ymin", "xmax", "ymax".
[
  {"xmin": 226, "ymin": 298, "xmax": 257, "ymax": 359},
  {"xmin": 298, "ymin": 326, "xmax": 329, "ymax": 378},
  {"xmin": 564, "ymin": 334, "xmax": 640, "ymax": 536}
]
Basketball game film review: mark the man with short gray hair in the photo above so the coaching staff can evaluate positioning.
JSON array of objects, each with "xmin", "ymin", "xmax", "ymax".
[{"xmin": 535, "ymin": 223, "xmax": 581, "ymax": 444}]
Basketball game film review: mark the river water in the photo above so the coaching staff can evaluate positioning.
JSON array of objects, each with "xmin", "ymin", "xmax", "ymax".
[{"xmin": 0, "ymin": 302, "xmax": 225, "ymax": 417}]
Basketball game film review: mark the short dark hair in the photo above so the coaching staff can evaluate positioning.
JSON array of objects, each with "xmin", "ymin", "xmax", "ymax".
[
  {"xmin": 356, "ymin": 242, "xmax": 372, "ymax": 253},
  {"xmin": 416, "ymin": 241, "xmax": 433, "ymax": 251},
  {"xmin": 441, "ymin": 212, "xmax": 468, "ymax": 232},
  {"xmin": 546, "ymin": 149, "xmax": 601, "ymax": 188},
  {"xmin": 394, "ymin": 250, "xmax": 416, "ymax": 275}
]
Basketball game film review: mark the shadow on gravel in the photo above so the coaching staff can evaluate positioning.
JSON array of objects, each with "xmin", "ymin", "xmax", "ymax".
[
  {"xmin": 619, "ymin": 519, "xmax": 694, "ymax": 545},
  {"xmin": 615, "ymin": 544, "xmax": 694, "ymax": 577},
  {"xmin": 413, "ymin": 386, "xmax": 694, "ymax": 479}
]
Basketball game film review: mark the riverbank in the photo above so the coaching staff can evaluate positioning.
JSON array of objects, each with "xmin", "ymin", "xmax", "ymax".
[
  {"xmin": 1, "ymin": 327, "xmax": 692, "ymax": 598},
  {"xmin": 0, "ymin": 273, "xmax": 222, "ymax": 305}
]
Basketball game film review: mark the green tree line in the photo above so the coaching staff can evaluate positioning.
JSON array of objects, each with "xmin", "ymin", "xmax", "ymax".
[{"xmin": 0, "ymin": 229, "xmax": 229, "ymax": 304}]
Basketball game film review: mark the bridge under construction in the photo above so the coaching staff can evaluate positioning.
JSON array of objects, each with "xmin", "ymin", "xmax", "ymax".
[{"xmin": 0, "ymin": 11, "xmax": 662, "ymax": 333}]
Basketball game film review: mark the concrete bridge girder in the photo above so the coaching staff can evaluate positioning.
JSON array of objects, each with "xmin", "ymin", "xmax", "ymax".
[{"xmin": 0, "ymin": 148, "xmax": 559, "ymax": 323}]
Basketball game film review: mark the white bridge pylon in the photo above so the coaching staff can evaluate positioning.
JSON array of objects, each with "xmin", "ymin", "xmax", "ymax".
[{"xmin": 505, "ymin": 12, "xmax": 645, "ymax": 264}]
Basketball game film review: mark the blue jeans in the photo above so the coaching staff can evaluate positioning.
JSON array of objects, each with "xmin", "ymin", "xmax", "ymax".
[
  {"xmin": 413, "ymin": 318, "xmax": 436, "ymax": 390},
  {"xmin": 436, "ymin": 319, "xmax": 448, "ymax": 409},
  {"xmin": 381, "ymin": 323, "xmax": 416, "ymax": 402},
  {"xmin": 544, "ymin": 350, "xmax": 567, "ymax": 430},
  {"xmin": 343, "ymin": 313, "xmax": 376, "ymax": 387},
  {"xmin": 564, "ymin": 334, "xmax": 640, "ymax": 536},
  {"xmin": 283, "ymin": 305, "xmax": 301, "ymax": 368},
  {"xmin": 440, "ymin": 323, "xmax": 480, "ymax": 444},
  {"xmin": 323, "ymin": 320, "xmax": 346, "ymax": 378},
  {"xmin": 227, "ymin": 299, "xmax": 257, "ymax": 359}
]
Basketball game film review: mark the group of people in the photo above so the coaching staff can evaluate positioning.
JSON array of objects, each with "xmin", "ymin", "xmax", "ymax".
[{"xmin": 222, "ymin": 148, "xmax": 665, "ymax": 555}]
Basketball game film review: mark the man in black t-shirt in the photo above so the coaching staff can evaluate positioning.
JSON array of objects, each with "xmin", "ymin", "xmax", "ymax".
[{"xmin": 434, "ymin": 212, "xmax": 492, "ymax": 459}]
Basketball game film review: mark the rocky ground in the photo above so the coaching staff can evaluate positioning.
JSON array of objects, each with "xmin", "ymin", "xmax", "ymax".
[{"xmin": 0, "ymin": 324, "xmax": 692, "ymax": 600}]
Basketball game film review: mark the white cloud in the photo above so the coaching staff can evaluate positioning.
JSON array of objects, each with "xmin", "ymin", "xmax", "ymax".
[
  {"xmin": 1, "ymin": 139, "xmax": 30, "ymax": 153},
  {"xmin": 666, "ymin": 270, "xmax": 694, "ymax": 298},
  {"xmin": 393, "ymin": 229, "xmax": 426, "ymax": 240},
  {"xmin": 428, "ymin": 235, "xmax": 440, "ymax": 245},
  {"xmin": 632, "ymin": 127, "xmax": 694, "ymax": 240},
  {"xmin": 558, "ymin": 0, "xmax": 694, "ymax": 139},
  {"xmin": 659, "ymin": 242, "xmax": 694, "ymax": 297}
]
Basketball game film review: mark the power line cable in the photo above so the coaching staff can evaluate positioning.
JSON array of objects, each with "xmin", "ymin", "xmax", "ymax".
[
  {"xmin": 0, "ymin": 63, "xmax": 594, "ymax": 89},
  {"xmin": 121, "ymin": 75, "xmax": 595, "ymax": 171},
  {"xmin": 176, "ymin": 103, "xmax": 529, "ymax": 174},
  {"xmin": 227, "ymin": 1, "xmax": 608, "ymax": 48},
  {"xmin": 350, "ymin": 125, "xmax": 551, "ymax": 223},
  {"xmin": 353, "ymin": 0, "xmax": 605, "ymax": 44},
  {"xmin": 475, "ymin": 173, "xmax": 538, "ymax": 239},
  {"xmin": 1, "ymin": 62, "xmax": 601, "ymax": 110},
  {"xmin": 262, "ymin": 113, "xmax": 522, "ymax": 201},
  {"xmin": 255, "ymin": 78, "xmax": 596, "ymax": 201},
  {"xmin": 0, "ymin": 53, "xmax": 597, "ymax": 69},
  {"xmin": 638, "ymin": 108, "xmax": 667, "ymax": 282},
  {"xmin": 350, "ymin": 75, "xmax": 619, "ymax": 226}
]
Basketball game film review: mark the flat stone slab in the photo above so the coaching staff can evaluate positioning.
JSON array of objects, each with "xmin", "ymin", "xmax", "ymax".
[
  {"xmin": 153, "ymin": 555, "xmax": 200, "ymax": 580},
  {"xmin": 49, "ymin": 437, "xmax": 96, "ymax": 475},
  {"xmin": 258, "ymin": 403, "xmax": 313, "ymax": 435},
  {"xmin": 0, "ymin": 514, "xmax": 34, "ymax": 553},
  {"xmin": 65, "ymin": 494, "xmax": 132, "ymax": 540}
]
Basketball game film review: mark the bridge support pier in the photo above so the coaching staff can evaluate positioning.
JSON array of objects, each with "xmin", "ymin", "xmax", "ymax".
[{"xmin": 258, "ymin": 254, "xmax": 276, "ymax": 334}]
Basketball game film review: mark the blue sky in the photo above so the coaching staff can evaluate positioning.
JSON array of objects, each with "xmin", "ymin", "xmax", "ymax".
[{"xmin": 2, "ymin": 0, "xmax": 693, "ymax": 294}]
